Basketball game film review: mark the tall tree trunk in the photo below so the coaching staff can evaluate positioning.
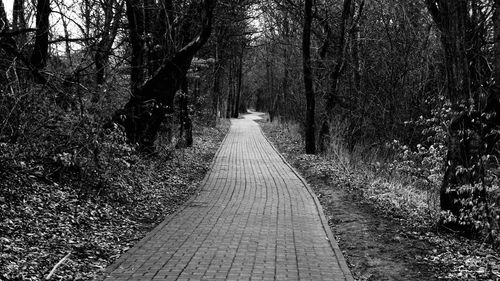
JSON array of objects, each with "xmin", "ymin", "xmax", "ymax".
[
  {"xmin": 426, "ymin": 0, "xmax": 492, "ymax": 231},
  {"xmin": 53, "ymin": 1, "xmax": 72, "ymax": 64},
  {"xmin": 303, "ymin": 0, "xmax": 316, "ymax": 154},
  {"xmin": 226, "ymin": 59, "xmax": 233, "ymax": 118},
  {"xmin": 483, "ymin": 0, "xmax": 500, "ymax": 157},
  {"xmin": 282, "ymin": 15, "xmax": 290, "ymax": 122},
  {"xmin": 318, "ymin": 0, "xmax": 356, "ymax": 153},
  {"xmin": 12, "ymin": 0, "xmax": 27, "ymax": 45},
  {"xmin": 12, "ymin": 0, "xmax": 26, "ymax": 29},
  {"xmin": 177, "ymin": 80, "xmax": 193, "ymax": 148},
  {"xmin": 212, "ymin": 42, "xmax": 221, "ymax": 125},
  {"xmin": 125, "ymin": 0, "xmax": 146, "ymax": 95},
  {"xmin": 428, "ymin": 0, "xmax": 474, "ymax": 225},
  {"xmin": 212, "ymin": 70, "xmax": 220, "ymax": 120},
  {"xmin": 281, "ymin": 57, "xmax": 289, "ymax": 122},
  {"xmin": 352, "ymin": 23, "xmax": 362, "ymax": 93},
  {"xmin": 494, "ymin": 1, "xmax": 500, "ymax": 103},
  {"xmin": 427, "ymin": 0, "xmax": 471, "ymax": 108},
  {"xmin": 95, "ymin": 0, "xmax": 123, "ymax": 88},
  {"xmin": 266, "ymin": 56, "xmax": 273, "ymax": 121},
  {"xmin": 30, "ymin": 0, "xmax": 50, "ymax": 72},
  {"xmin": 232, "ymin": 48, "xmax": 243, "ymax": 118}
]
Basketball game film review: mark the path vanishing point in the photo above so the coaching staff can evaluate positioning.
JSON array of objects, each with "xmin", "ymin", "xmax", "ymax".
[{"xmin": 101, "ymin": 112, "xmax": 354, "ymax": 281}]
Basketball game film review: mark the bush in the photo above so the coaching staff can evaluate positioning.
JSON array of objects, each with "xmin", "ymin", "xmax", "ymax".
[{"xmin": 387, "ymin": 101, "xmax": 500, "ymax": 247}]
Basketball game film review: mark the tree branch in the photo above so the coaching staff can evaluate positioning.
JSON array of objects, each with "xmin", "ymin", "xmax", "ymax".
[
  {"xmin": 0, "ymin": 39, "xmax": 47, "ymax": 84},
  {"xmin": 48, "ymin": 37, "xmax": 95, "ymax": 44},
  {"xmin": 174, "ymin": 0, "xmax": 217, "ymax": 61},
  {"xmin": 0, "ymin": 28, "xmax": 37, "ymax": 37}
]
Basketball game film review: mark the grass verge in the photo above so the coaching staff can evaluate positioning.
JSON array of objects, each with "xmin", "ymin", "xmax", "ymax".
[{"xmin": 260, "ymin": 119, "xmax": 500, "ymax": 280}]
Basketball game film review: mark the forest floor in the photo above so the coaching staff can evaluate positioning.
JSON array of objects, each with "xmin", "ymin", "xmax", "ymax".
[
  {"xmin": 259, "ymin": 118, "xmax": 500, "ymax": 281},
  {"xmin": 2, "ymin": 114, "xmax": 499, "ymax": 281},
  {"xmin": 0, "ymin": 120, "xmax": 230, "ymax": 281}
]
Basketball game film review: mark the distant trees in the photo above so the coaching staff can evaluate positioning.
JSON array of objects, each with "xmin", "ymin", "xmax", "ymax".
[
  {"xmin": 207, "ymin": 0, "xmax": 254, "ymax": 121},
  {"xmin": 246, "ymin": 0, "xmax": 500, "ymax": 235},
  {"xmin": 246, "ymin": 1, "xmax": 304, "ymax": 122}
]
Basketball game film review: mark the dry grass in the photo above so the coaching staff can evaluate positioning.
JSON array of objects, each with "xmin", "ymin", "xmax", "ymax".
[{"xmin": 261, "ymin": 118, "xmax": 441, "ymax": 228}]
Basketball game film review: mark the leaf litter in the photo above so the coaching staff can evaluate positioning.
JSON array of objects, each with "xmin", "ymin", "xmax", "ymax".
[{"xmin": 0, "ymin": 121, "xmax": 229, "ymax": 280}]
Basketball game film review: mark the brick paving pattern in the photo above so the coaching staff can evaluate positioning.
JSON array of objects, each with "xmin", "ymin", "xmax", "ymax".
[{"xmin": 101, "ymin": 112, "xmax": 353, "ymax": 281}]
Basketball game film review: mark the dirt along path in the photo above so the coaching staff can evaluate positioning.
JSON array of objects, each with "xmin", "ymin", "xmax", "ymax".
[
  {"xmin": 259, "ymin": 119, "xmax": 441, "ymax": 281},
  {"xmin": 307, "ymin": 176, "xmax": 437, "ymax": 281}
]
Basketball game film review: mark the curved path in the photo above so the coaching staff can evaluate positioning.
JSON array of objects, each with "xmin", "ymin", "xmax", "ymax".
[{"xmin": 102, "ymin": 112, "xmax": 353, "ymax": 281}]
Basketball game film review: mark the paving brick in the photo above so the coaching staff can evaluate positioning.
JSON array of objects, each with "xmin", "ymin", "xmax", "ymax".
[{"xmin": 100, "ymin": 112, "xmax": 353, "ymax": 281}]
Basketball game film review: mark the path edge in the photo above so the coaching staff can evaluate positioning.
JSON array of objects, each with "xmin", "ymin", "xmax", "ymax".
[
  {"xmin": 96, "ymin": 122, "xmax": 232, "ymax": 281},
  {"xmin": 257, "ymin": 121, "xmax": 355, "ymax": 281}
]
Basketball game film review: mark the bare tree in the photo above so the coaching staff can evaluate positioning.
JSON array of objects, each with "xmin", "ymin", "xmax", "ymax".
[
  {"xmin": 114, "ymin": 0, "xmax": 217, "ymax": 151},
  {"xmin": 94, "ymin": 0, "xmax": 123, "ymax": 87},
  {"xmin": 30, "ymin": 0, "xmax": 51, "ymax": 72},
  {"xmin": 317, "ymin": 0, "xmax": 358, "ymax": 152},
  {"xmin": 303, "ymin": 0, "xmax": 315, "ymax": 154}
]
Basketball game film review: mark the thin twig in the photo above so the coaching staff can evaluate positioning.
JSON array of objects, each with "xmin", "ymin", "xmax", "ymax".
[{"xmin": 45, "ymin": 252, "xmax": 71, "ymax": 280}]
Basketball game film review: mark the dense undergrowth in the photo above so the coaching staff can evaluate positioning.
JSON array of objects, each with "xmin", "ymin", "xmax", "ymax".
[
  {"xmin": 261, "ymin": 118, "xmax": 440, "ymax": 228},
  {"xmin": 0, "ymin": 84, "xmax": 230, "ymax": 280},
  {"xmin": 260, "ymin": 118, "xmax": 500, "ymax": 280}
]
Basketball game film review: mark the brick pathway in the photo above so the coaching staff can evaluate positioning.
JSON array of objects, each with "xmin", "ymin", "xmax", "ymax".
[{"xmin": 101, "ymin": 112, "xmax": 353, "ymax": 281}]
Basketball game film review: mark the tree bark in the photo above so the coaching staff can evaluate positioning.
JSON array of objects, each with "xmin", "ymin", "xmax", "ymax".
[
  {"xmin": 303, "ymin": 0, "xmax": 316, "ymax": 154},
  {"xmin": 94, "ymin": 0, "xmax": 123, "ymax": 87},
  {"xmin": 30, "ymin": 0, "xmax": 50, "ymax": 71},
  {"xmin": 318, "ymin": 0, "xmax": 357, "ymax": 153},
  {"xmin": 125, "ymin": 0, "xmax": 146, "ymax": 95},
  {"xmin": 281, "ymin": 15, "xmax": 290, "ymax": 122},
  {"xmin": 426, "ymin": 0, "xmax": 471, "ymax": 108},
  {"xmin": 212, "ymin": 41, "xmax": 221, "ymax": 124},
  {"xmin": 177, "ymin": 80, "xmax": 193, "ymax": 148},
  {"xmin": 431, "ymin": 0, "xmax": 474, "ymax": 226},
  {"xmin": 426, "ymin": 0, "xmax": 493, "ymax": 231},
  {"xmin": 12, "ymin": 0, "xmax": 27, "ymax": 36},
  {"xmin": 232, "ymin": 47, "xmax": 243, "ymax": 118},
  {"xmin": 266, "ymin": 54, "xmax": 274, "ymax": 121},
  {"xmin": 481, "ymin": 0, "xmax": 500, "ymax": 162},
  {"xmin": 226, "ymin": 58, "xmax": 233, "ymax": 118},
  {"xmin": 492, "ymin": 0, "xmax": 500, "ymax": 107},
  {"xmin": 427, "ymin": 0, "xmax": 472, "ymax": 218}
]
